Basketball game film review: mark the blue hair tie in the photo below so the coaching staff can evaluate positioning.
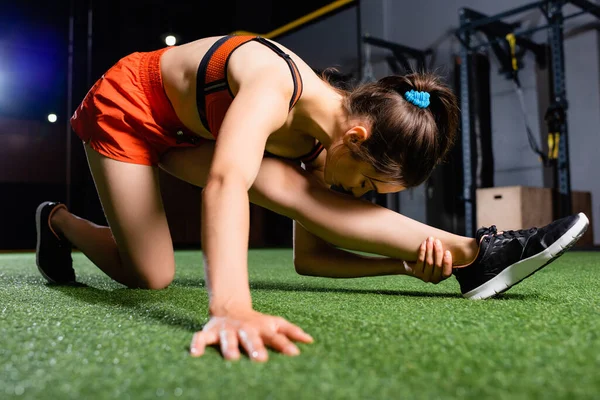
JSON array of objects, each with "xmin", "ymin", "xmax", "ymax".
[{"xmin": 404, "ymin": 90, "xmax": 430, "ymax": 108}]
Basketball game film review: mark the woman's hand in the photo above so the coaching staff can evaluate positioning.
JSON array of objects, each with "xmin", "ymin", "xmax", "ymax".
[
  {"xmin": 405, "ymin": 237, "xmax": 453, "ymax": 284},
  {"xmin": 190, "ymin": 309, "xmax": 313, "ymax": 362}
]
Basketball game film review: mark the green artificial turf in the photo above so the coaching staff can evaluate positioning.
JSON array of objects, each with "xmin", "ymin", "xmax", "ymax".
[{"xmin": 1, "ymin": 250, "xmax": 599, "ymax": 399}]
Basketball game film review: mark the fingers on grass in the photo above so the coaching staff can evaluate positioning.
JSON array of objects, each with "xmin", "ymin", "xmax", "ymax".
[
  {"xmin": 190, "ymin": 331, "xmax": 217, "ymax": 357},
  {"xmin": 219, "ymin": 329, "xmax": 240, "ymax": 361},
  {"xmin": 278, "ymin": 319, "xmax": 314, "ymax": 343},
  {"xmin": 189, "ymin": 332, "xmax": 203, "ymax": 357},
  {"xmin": 265, "ymin": 333, "xmax": 300, "ymax": 356},
  {"xmin": 238, "ymin": 329, "xmax": 268, "ymax": 362}
]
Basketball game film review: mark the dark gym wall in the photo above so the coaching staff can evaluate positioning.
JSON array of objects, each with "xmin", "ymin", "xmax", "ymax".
[
  {"xmin": 0, "ymin": 118, "xmax": 67, "ymax": 249},
  {"xmin": 279, "ymin": 0, "xmax": 599, "ymax": 243},
  {"xmin": 279, "ymin": 7, "xmax": 359, "ymax": 74},
  {"xmin": 384, "ymin": 0, "xmax": 600, "ymax": 243},
  {"xmin": 0, "ymin": 1, "xmax": 69, "ymax": 249},
  {"xmin": 2, "ymin": 0, "xmax": 599, "ymax": 248}
]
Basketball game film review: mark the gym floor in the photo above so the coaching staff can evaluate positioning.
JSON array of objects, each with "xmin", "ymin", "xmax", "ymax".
[{"xmin": 1, "ymin": 249, "xmax": 599, "ymax": 399}]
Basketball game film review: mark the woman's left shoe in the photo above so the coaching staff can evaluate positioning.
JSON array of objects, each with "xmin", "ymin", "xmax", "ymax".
[{"xmin": 453, "ymin": 213, "xmax": 589, "ymax": 299}]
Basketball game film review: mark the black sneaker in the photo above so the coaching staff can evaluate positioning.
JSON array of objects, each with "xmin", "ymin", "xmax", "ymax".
[
  {"xmin": 35, "ymin": 201, "xmax": 76, "ymax": 284},
  {"xmin": 454, "ymin": 213, "xmax": 589, "ymax": 299}
]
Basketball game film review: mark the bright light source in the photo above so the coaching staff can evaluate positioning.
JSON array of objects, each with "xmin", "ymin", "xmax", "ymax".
[
  {"xmin": 165, "ymin": 35, "xmax": 177, "ymax": 46},
  {"xmin": 48, "ymin": 114, "xmax": 57, "ymax": 123}
]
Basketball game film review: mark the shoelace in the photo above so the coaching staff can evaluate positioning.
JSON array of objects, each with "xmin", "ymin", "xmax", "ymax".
[
  {"xmin": 478, "ymin": 225, "xmax": 537, "ymax": 241},
  {"xmin": 476, "ymin": 225, "xmax": 498, "ymax": 241},
  {"xmin": 495, "ymin": 228, "xmax": 537, "ymax": 239}
]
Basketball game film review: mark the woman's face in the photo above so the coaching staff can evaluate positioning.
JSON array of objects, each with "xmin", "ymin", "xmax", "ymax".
[{"xmin": 323, "ymin": 143, "xmax": 405, "ymax": 198}]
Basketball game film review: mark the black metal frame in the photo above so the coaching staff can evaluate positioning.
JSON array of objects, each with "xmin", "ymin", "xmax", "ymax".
[
  {"xmin": 456, "ymin": 0, "xmax": 600, "ymax": 237},
  {"xmin": 362, "ymin": 35, "xmax": 432, "ymax": 74}
]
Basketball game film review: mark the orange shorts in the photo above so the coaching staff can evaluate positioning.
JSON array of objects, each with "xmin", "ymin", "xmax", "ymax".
[{"xmin": 71, "ymin": 48, "xmax": 204, "ymax": 166}]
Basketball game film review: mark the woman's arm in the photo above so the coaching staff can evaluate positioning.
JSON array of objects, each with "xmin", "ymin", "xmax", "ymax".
[
  {"xmin": 202, "ymin": 73, "xmax": 289, "ymax": 315},
  {"xmin": 192, "ymin": 59, "xmax": 314, "ymax": 362}
]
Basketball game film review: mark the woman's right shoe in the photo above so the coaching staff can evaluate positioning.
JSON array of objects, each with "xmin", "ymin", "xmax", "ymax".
[{"xmin": 35, "ymin": 201, "xmax": 76, "ymax": 284}]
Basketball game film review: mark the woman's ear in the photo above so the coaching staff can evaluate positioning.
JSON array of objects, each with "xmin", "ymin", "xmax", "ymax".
[{"xmin": 342, "ymin": 125, "xmax": 369, "ymax": 146}]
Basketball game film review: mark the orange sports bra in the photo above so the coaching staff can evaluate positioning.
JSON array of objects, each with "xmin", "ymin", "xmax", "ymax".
[{"xmin": 194, "ymin": 35, "xmax": 324, "ymax": 164}]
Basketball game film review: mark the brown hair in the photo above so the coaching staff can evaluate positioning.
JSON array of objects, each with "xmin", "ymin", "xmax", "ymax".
[{"xmin": 335, "ymin": 72, "xmax": 459, "ymax": 188}]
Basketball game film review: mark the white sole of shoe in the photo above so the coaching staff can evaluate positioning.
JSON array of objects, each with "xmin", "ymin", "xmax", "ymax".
[{"xmin": 463, "ymin": 212, "xmax": 590, "ymax": 300}]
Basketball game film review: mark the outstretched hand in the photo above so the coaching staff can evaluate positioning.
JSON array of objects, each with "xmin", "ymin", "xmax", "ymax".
[
  {"xmin": 190, "ymin": 309, "xmax": 313, "ymax": 362},
  {"xmin": 405, "ymin": 237, "xmax": 453, "ymax": 284}
]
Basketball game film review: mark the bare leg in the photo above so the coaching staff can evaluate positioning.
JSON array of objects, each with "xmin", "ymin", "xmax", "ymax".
[
  {"xmin": 52, "ymin": 144, "xmax": 175, "ymax": 289},
  {"xmin": 160, "ymin": 145, "xmax": 478, "ymax": 266},
  {"xmin": 288, "ymin": 184, "xmax": 477, "ymax": 266}
]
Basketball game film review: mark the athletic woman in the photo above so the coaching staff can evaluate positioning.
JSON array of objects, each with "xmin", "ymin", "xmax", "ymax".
[{"xmin": 35, "ymin": 35, "xmax": 589, "ymax": 362}]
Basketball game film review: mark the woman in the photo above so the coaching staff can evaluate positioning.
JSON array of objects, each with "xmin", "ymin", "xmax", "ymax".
[{"xmin": 35, "ymin": 35, "xmax": 589, "ymax": 362}]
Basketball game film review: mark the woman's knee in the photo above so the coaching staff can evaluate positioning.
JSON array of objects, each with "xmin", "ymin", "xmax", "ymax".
[
  {"xmin": 126, "ymin": 261, "xmax": 175, "ymax": 290},
  {"xmin": 135, "ymin": 272, "xmax": 174, "ymax": 290}
]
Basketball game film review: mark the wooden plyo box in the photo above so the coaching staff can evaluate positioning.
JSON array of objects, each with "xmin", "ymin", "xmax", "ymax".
[
  {"xmin": 571, "ymin": 190, "xmax": 594, "ymax": 247},
  {"xmin": 476, "ymin": 186, "xmax": 594, "ymax": 247}
]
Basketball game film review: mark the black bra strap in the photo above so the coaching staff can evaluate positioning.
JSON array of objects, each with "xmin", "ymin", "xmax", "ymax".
[
  {"xmin": 253, "ymin": 37, "xmax": 303, "ymax": 110},
  {"xmin": 195, "ymin": 35, "xmax": 231, "ymax": 132}
]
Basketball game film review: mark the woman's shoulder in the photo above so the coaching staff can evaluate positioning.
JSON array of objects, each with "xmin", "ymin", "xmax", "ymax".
[{"xmin": 227, "ymin": 38, "xmax": 308, "ymax": 76}]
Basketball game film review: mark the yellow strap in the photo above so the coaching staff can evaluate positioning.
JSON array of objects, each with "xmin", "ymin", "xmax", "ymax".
[
  {"xmin": 547, "ymin": 132, "xmax": 560, "ymax": 160},
  {"xmin": 232, "ymin": 0, "xmax": 355, "ymax": 39},
  {"xmin": 506, "ymin": 33, "xmax": 518, "ymax": 71}
]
